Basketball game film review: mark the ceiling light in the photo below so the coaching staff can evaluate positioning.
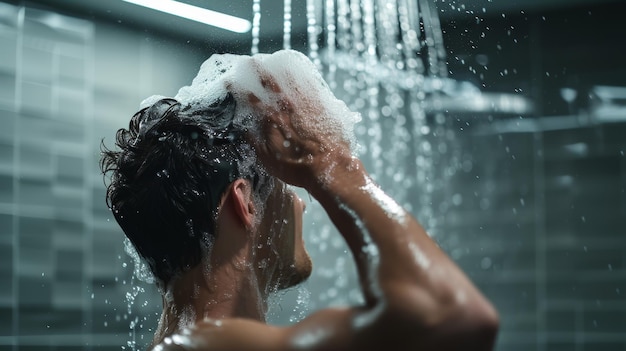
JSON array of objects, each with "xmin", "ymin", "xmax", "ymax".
[{"xmin": 122, "ymin": 0, "xmax": 252, "ymax": 33}]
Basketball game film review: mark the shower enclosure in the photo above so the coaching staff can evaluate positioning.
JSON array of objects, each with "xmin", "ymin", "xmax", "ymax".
[{"xmin": 1, "ymin": 0, "xmax": 625, "ymax": 350}]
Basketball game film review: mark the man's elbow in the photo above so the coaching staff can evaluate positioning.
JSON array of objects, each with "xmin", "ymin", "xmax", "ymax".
[
  {"xmin": 462, "ymin": 299, "xmax": 500, "ymax": 350},
  {"xmin": 433, "ymin": 295, "xmax": 500, "ymax": 350},
  {"xmin": 385, "ymin": 289, "xmax": 500, "ymax": 350}
]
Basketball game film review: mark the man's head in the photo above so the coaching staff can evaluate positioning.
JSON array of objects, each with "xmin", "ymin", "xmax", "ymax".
[{"xmin": 100, "ymin": 95, "xmax": 307, "ymax": 288}]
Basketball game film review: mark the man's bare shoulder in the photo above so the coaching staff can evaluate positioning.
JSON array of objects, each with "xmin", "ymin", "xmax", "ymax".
[{"xmin": 151, "ymin": 318, "xmax": 287, "ymax": 351}]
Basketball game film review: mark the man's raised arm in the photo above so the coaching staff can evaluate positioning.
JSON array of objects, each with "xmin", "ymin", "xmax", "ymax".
[{"xmin": 237, "ymin": 67, "xmax": 499, "ymax": 351}]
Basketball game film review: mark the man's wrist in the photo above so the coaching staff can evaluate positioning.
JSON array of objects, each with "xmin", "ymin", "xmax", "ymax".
[{"xmin": 307, "ymin": 155, "xmax": 366, "ymax": 199}]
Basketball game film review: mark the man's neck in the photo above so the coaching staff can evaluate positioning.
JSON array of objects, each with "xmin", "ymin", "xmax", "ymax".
[{"xmin": 151, "ymin": 256, "xmax": 268, "ymax": 347}]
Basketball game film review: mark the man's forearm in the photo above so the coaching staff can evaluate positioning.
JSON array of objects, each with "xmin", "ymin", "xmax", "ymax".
[
  {"xmin": 307, "ymin": 156, "xmax": 499, "ymax": 346},
  {"xmin": 307, "ymin": 157, "xmax": 438, "ymax": 302}
]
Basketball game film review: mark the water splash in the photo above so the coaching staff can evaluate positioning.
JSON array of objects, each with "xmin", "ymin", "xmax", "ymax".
[
  {"xmin": 119, "ymin": 239, "xmax": 161, "ymax": 351},
  {"xmin": 124, "ymin": 237, "xmax": 155, "ymax": 284},
  {"xmin": 289, "ymin": 286, "xmax": 311, "ymax": 323}
]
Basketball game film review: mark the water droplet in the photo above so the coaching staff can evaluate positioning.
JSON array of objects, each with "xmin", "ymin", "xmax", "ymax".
[
  {"xmin": 452, "ymin": 193, "xmax": 463, "ymax": 206},
  {"xmin": 479, "ymin": 198, "xmax": 490, "ymax": 210},
  {"xmin": 156, "ymin": 169, "xmax": 170, "ymax": 178},
  {"xmin": 480, "ymin": 257, "xmax": 492, "ymax": 269}
]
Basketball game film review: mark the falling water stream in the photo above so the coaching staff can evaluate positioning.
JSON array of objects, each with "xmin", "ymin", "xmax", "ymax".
[{"xmin": 264, "ymin": 0, "xmax": 460, "ymax": 322}]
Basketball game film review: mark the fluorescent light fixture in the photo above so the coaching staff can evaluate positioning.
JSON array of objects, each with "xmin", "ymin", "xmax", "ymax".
[{"xmin": 122, "ymin": 0, "xmax": 252, "ymax": 33}]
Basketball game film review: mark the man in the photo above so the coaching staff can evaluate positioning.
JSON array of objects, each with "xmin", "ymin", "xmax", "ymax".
[{"xmin": 101, "ymin": 62, "xmax": 498, "ymax": 350}]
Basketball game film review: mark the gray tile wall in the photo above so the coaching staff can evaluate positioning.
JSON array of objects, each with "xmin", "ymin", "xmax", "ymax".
[
  {"xmin": 0, "ymin": 2, "xmax": 204, "ymax": 349},
  {"xmin": 437, "ymin": 117, "xmax": 626, "ymax": 351}
]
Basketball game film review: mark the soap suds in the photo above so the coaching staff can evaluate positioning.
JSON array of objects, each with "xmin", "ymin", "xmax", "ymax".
[{"xmin": 141, "ymin": 50, "xmax": 361, "ymax": 152}]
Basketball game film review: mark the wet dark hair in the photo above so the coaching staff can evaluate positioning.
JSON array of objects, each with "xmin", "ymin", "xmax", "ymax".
[{"xmin": 100, "ymin": 95, "xmax": 271, "ymax": 286}]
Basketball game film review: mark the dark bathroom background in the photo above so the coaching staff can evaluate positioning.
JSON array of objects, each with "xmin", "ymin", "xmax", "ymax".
[{"xmin": 0, "ymin": 0, "xmax": 625, "ymax": 350}]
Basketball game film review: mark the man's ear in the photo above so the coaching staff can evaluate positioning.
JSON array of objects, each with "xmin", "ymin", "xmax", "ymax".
[{"xmin": 230, "ymin": 179, "xmax": 256, "ymax": 230}]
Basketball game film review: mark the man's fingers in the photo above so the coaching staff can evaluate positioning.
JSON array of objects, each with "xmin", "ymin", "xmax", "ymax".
[
  {"xmin": 248, "ymin": 93, "xmax": 261, "ymax": 105},
  {"xmin": 259, "ymin": 73, "xmax": 281, "ymax": 93},
  {"xmin": 277, "ymin": 98, "xmax": 293, "ymax": 112},
  {"xmin": 249, "ymin": 58, "xmax": 281, "ymax": 93}
]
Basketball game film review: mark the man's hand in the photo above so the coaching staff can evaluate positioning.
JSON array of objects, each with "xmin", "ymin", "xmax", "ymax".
[{"xmin": 236, "ymin": 60, "xmax": 353, "ymax": 189}]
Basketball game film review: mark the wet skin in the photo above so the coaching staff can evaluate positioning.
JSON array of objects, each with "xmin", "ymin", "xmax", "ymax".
[{"xmin": 253, "ymin": 180, "xmax": 313, "ymax": 292}]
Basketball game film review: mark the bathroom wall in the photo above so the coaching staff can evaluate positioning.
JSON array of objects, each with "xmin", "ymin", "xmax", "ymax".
[
  {"xmin": 437, "ymin": 118, "xmax": 626, "ymax": 351},
  {"xmin": 0, "ymin": 2, "xmax": 208, "ymax": 348},
  {"xmin": 437, "ymin": 5, "xmax": 626, "ymax": 350}
]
